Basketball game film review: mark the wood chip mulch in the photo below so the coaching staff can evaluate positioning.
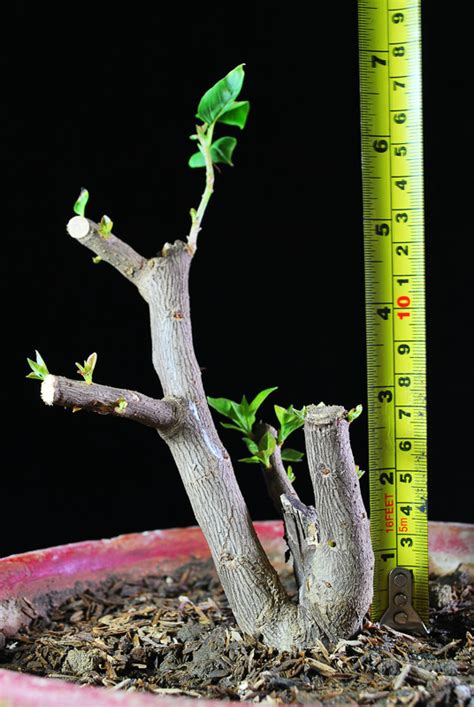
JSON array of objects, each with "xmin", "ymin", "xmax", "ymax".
[{"xmin": 0, "ymin": 558, "xmax": 472, "ymax": 704}]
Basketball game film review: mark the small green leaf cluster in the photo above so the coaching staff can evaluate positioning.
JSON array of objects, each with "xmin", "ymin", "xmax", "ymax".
[
  {"xmin": 207, "ymin": 388, "xmax": 305, "ymax": 481},
  {"xmin": 188, "ymin": 65, "xmax": 250, "ymax": 169},
  {"xmin": 98, "ymin": 215, "xmax": 113, "ymax": 239},
  {"xmin": 75, "ymin": 352, "xmax": 97, "ymax": 385},
  {"xmin": 72, "ymin": 189, "xmax": 112, "ymax": 245},
  {"xmin": 207, "ymin": 387, "xmax": 277, "ymax": 437},
  {"xmin": 356, "ymin": 465, "xmax": 366, "ymax": 479},
  {"xmin": 347, "ymin": 404, "xmax": 363, "ymax": 423},
  {"xmin": 274, "ymin": 405, "xmax": 306, "ymax": 446},
  {"xmin": 26, "ymin": 351, "xmax": 49, "ymax": 381},
  {"xmin": 114, "ymin": 397, "xmax": 128, "ymax": 413}
]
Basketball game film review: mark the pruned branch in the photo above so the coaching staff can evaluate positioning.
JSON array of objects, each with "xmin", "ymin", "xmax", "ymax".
[
  {"xmin": 41, "ymin": 375, "xmax": 181, "ymax": 430},
  {"xmin": 67, "ymin": 216, "xmax": 149, "ymax": 284},
  {"xmin": 296, "ymin": 404, "xmax": 374, "ymax": 642}
]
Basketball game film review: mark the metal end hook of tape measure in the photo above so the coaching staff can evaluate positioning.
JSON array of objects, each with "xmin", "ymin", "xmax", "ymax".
[{"xmin": 380, "ymin": 568, "xmax": 429, "ymax": 636}]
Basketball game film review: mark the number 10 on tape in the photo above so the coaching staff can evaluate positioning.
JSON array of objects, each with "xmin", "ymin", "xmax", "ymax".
[{"xmin": 358, "ymin": 0, "xmax": 429, "ymax": 628}]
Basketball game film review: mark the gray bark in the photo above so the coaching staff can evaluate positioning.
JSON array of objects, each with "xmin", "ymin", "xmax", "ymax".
[
  {"xmin": 41, "ymin": 375, "xmax": 181, "ymax": 430},
  {"xmin": 56, "ymin": 222, "xmax": 374, "ymax": 650},
  {"xmin": 138, "ymin": 241, "xmax": 298, "ymax": 650},
  {"xmin": 295, "ymin": 405, "xmax": 374, "ymax": 642}
]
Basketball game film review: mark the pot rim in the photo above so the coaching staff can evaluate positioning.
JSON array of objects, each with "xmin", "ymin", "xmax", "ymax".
[{"xmin": 1, "ymin": 519, "xmax": 473, "ymax": 707}]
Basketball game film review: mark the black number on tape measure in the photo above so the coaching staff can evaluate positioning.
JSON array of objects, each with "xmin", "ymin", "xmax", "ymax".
[
  {"xmin": 400, "ymin": 537, "xmax": 413, "ymax": 547},
  {"xmin": 395, "ymin": 179, "xmax": 407, "ymax": 190},
  {"xmin": 373, "ymin": 139, "xmax": 388, "ymax": 152},
  {"xmin": 398, "ymin": 409, "xmax": 411, "ymax": 419},
  {"xmin": 375, "ymin": 223, "xmax": 390, "ymax": 236},
  {"xmin": 394, "ymin": 113, "xmax": 407, "ymax": 124},
  {"xmin": 396, "ymin": 245, "xmax": 409, "ymax": 256},
  {"xmin": 400, "ymin": 504, "xmax": 412, "ymax": 516},
  {"xmin": 397, "ymin": 278, "xmax": 409, "ymax": 286},
  {"xmin": 377, "ymin": 306, "xmax": 391, "ymax": 320},
  {"xmin": 381, "ymin": 552, "xmax": 395, "ymax": 562},
  {"xmin": 396, "ymin": 212, "xmax": 409, "ymax": 223},
  {"xmin": 379, "ymin": 471, "xmax": 394, "ymax": 485},
  {"xmin": 398, "ymin": 376, "xmax": 411, "ymax": 387},
  {"xmin": 398, "ymin": 344, "xmax": 411, "ymax": 354},
  {"xmin": 393, "ymin": 80, "xmax": 406, "ymax": 91},
  {"xmin": 400, "ymin": 473, "xmax": 413, "ymax": 483},
  {"xmin": 399, "ymin": 440, "xmax": 412, "ymax": 451},
  {"xmin": 394, "ymin": 146, "xmax": 407, "ymax": 157},
  {"xmin": 378, "ymin": 390, "xmax": 393, "ymax": 403},
  {"xmin": 371, "ymin": 55, "xmax": 387, "ymax": 68},
  {"xmin": 393, "ymin": 46, "xmax": 405, "ymax": 57},
  {"xmin": 392, "ymin": 12, "xmax": 404, "ymax": 23}
]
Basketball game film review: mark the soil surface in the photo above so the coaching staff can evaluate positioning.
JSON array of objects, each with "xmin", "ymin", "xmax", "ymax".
[{"xmin": 0, "ymin": 559, "xmax": 472, "ymax": 705}]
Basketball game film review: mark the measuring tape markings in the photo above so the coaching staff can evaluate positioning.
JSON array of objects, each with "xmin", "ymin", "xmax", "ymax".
[{"xmin": 358, "ymin": 0, "xmax": 428, "ymax": 622}]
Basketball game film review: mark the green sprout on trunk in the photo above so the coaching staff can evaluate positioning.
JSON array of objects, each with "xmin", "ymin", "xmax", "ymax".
[
  {"xmin": 114, "ymin": 397, "xmax": 128, "ymax": 413},
  {"xmin": 26, "ymin": 350, "xmax": 49, "ymax": 381},
  {"xmin": 98, "ymin": 215, "xmax": 113, "ymax": 239},
  {"xmin": 73, "ymin": 188, "xmax": 89, "ymax": 217},
  {"xmin": 75, "ymin": 352, "xmax": 98, "ymax": 385},
  {"xmin": 208, "ymin": 388, "xmax": 305, "ymax": 480}
]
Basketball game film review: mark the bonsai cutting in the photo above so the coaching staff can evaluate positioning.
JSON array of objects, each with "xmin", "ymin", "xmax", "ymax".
[{"xmin": 25, "ymin": 64, "xmax": 374, "ymax": 652}]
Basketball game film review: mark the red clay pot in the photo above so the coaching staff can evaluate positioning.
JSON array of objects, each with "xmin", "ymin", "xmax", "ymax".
[{"xmin": 1, "ymin": 520, "xmax": 473, "ymax": 706}]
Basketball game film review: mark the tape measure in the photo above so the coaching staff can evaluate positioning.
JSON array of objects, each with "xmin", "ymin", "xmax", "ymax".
[{"xmin": 357, "ymin": 0, "xmax": 429, "ymax": 628}]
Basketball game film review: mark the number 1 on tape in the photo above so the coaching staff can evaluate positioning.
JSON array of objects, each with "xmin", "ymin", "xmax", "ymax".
[{"xmin": 357, "ymin": 0, "xmax": 429, "ymax": 630}]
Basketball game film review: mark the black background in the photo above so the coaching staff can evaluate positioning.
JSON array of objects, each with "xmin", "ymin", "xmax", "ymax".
[{"xmin": 1, "ymin": 6, "xmax": 471, "ymax": 558}]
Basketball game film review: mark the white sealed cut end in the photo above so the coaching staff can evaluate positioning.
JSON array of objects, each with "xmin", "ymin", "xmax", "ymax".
[
  {"xmin": 67, "ymin": 216, "xmax": 90, "ymax": 239},
  {"xmin": 41, "ymin": 375, "xmax": 57, "ymax": 405}
]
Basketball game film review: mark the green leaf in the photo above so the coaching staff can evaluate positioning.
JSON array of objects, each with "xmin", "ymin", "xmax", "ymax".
[
  {"xmin": 98, "ymin": 215, "xmax": 113, "ymax": 239},
  {"xmin": 207, "ymin": 396, "xmax": 234, "ymax": 418},
  {"xmin": 34, "ymin": 350, "xmax": 47, "ymax": 370},
  {"xmin": 188, "ymin": 147, "xmax": 206, "ymax": 168},
  {"xmin": 211, "ymin": 136, "xmax": 237, "ymax": 165},
  {"xmin": 286, "ymin": 465, "xmax": 296, "ymax": 482},
  {"xmin": 280, "ymin": 448, "xmax": 304, "ymax": 462},
  {"xmin": 92, "ymin": 256, "xmax": 102, "ymax": 264},
  {"xmin": 217, "ymin": 101, "xmax": 250, "ymax": 129},
  {"xmin": 249, "ymin": 386, "xmax": 278, "ymax": 414},
  {"xmin": 274, "ymin": 404, "xmax": 306, "ymax": 444},
  {"xmin": 76, "ymin": 352, "xmax": 97, "ymax": 385},
  {"xmin": 356, "ymin": 465, "xmax": 366, "ymax": 479},
  {"xmin": 221, "ymin": 421, "xmax": 246, "ymax": 433},
  {"xmin": 257, "ymin": 431, "xmax": 276, "ymax": 468},
  {"xmin": 239, "ymin": 395, "xmax": 252, "ymax": 419},
  {"xmin": 259, "ymin": 431, "xmax": 276, "ymax": 454},
  {"xmin": 196, "ymin": 64, "xmax": 245, "ymax": 125},
  {"xmin": 73, "ymin": 188, "xmax": 89, "ymax": 217},
  {"xmin": 208, "ymin": 396, "xmax": 250, "ymax": 434},
  {"xmin": 85, "ymin": 352, "xmax": 97, "ymax": 375},
  {"xmin": 189, "ymin": 137, "xmax": 238, "ymax": 168},
  {"xmin": 347, "ymin": 404, "xmax": 363, "ymax": 423},
  {"xmin": 242, "ymin": 437, "xmax": 259, "ymax": 454},
  {"xmin": 26, "ymin": 350, "xmax": 49, "ymax": 381},
  {"xmin": 229, "ymin": 400, "xmax": 252, "ymax": 434},
  {"xmin": 238, "ymin": 455, "xmax": 262, "ymax": 464}
]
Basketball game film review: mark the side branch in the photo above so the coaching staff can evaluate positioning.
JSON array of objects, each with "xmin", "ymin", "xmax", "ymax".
[
  {"xmin": 67, "ymin": 217, "xmax": 148, "ymax": 284},
  {"xmin": 254, "ymin": 423, "xmax": 300, "ymax": 515},
  {"xmin": 41, "ymin": 375, "xmax": 180, "ymax": 430}
]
